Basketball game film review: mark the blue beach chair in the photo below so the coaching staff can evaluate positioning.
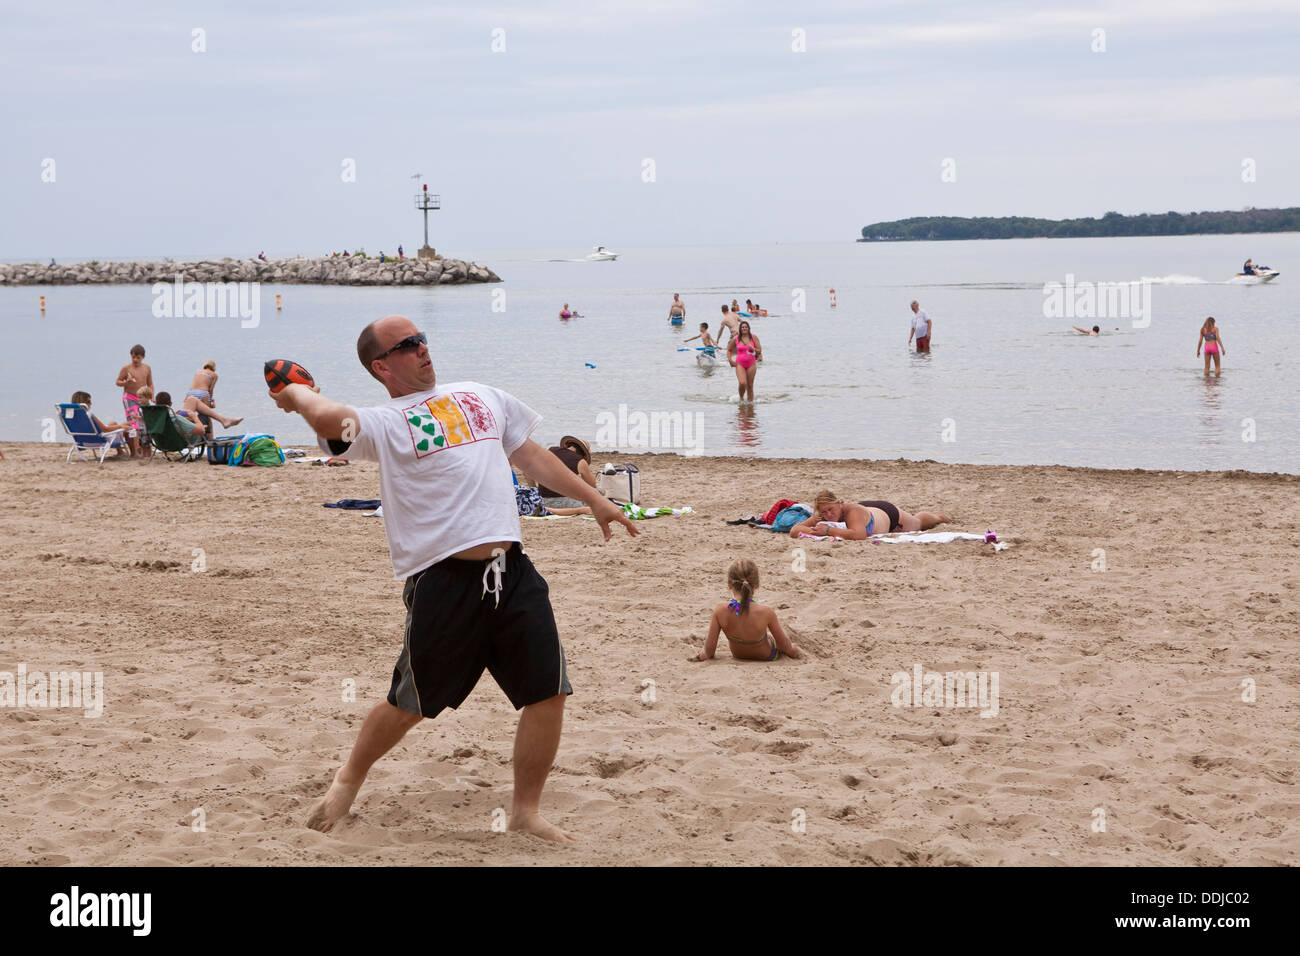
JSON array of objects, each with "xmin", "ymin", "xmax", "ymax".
[{"xmin": 56, "ymin": 403, "xmax": 127, "ymax": 464}]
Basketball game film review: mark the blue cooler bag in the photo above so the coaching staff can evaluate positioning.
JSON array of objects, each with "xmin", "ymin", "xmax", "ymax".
[{"xmin": 206, "ymin": 435, "xmax": 244, "ymax": 465}]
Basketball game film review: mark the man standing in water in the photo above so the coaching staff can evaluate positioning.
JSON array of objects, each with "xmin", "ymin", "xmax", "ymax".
[
  {"xmin": 717, "ymin": 304, "xmax": 740, "ymax": 348},
  {"xmin": 274, "ymin": 314, "xmax": 637, "ymax": 842},
  {"xmin": 669, "ymin": 293, "xmax": 686, "ymax": 323},
  {"xmin": 908, "ymin": 301, "xmax": 932, "ymax": 353}
]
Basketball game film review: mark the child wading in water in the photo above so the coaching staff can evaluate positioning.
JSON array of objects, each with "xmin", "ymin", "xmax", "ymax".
[
  {"xmin": 692, "ymin": 560, "xmax": 800, "ymax": 662},
  {"xmin": 1197, "ymin": 316, "xmax": 1225, "ymax": 376},
  {"xmin": 684, "ymin": 322, "xmax": 718, "ymax": 353}
]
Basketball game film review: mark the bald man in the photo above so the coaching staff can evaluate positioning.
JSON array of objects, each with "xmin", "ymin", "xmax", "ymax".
[{"xmin": 273, "ymin": 314, "xmax": 637, "ymax": 843}]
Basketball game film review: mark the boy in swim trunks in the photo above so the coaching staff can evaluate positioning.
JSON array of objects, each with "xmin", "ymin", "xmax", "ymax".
[
  {"xmin": 274, "ymin": 314, "xmax": 637, "ymax": 843},
  {"xmin": 115, "ymin": 344, "xmax": 153, "ymax": 458},
  {"xmin": 683, "ymin": 323, "xmax": 718, "ymax": 355},
  {"xmin": 691, "ymin": 560, "xmax": 800, "ymax": 662}
]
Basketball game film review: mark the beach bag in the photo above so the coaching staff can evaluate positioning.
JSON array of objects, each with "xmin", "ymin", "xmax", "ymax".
[
  {"xmin": 771, "ymin": 504, "xmax": 811, "ymax": 533},
  {"xmin": 762, "ymin": 498, "xmax": 798, "ymax": 525},
  {"xmin": 226, "ymin": 434, "xmax": 282, "ymax": 466},
  {"xmin": 206, "ymin": 435, "xmax": 243, "ymax": 465},
  {"xmin": 243, "ymin": 436, "xmax": 285, "ymax": 467},
  {"xmin": 597, "ymin": 463, "xmax": 641, "ymax": 505}
]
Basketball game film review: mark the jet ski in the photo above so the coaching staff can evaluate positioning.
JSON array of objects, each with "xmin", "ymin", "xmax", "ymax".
[{"xmin": 1233, "ymin": 266, "xmax": 1280, "ymax": 283}]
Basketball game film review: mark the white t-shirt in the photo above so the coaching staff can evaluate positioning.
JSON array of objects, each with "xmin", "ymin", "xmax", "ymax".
[
  {"xmin": 320, "ymin": 381, "xmax": 540, "ymax": 579},
  {"xmin": 911, "ymin": 309, "xmax": 931, "ymax": 337}
]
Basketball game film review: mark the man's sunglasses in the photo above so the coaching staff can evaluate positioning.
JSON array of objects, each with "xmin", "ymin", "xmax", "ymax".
[{"xmin": 375, "ymin": 332, "xmax": 427, "ymax": 360}]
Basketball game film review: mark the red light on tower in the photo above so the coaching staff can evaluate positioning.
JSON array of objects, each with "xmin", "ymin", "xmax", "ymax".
[{"xmin": 423, "ymin": 184, "xmax": 427, "ymax": 191}]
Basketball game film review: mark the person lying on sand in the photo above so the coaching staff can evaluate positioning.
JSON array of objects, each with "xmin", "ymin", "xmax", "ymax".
[
  {"xmin": 789, "ymin": 490, "xmax": 951, "ymax": 539},
  {"xmin": 691, "ymin": 560, "xmax": 799, "ymax": 662}
]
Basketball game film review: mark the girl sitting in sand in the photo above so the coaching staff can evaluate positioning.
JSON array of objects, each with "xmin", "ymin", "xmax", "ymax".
[{"xmin": 691, "ymin": 560, "xmax": 800, "ymax": 662}]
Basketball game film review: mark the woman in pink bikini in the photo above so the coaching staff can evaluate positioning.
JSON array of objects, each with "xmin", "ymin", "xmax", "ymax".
[
  {"xmin": 1197, "ymin": 317, "xmax": 1225, "ymax": 376},
  {"xmin": 727, "ymin": 320, "xmax": 762, "ymax": 403}
]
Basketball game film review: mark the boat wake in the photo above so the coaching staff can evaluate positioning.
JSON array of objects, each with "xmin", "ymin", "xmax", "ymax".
[{"xmin": 1138, "ymin": 274, "xmax": 1209, "ymax": 285}]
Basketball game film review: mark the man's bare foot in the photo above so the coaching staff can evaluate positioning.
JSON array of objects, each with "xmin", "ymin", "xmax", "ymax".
[
  {"xmin": 306, "ymin": 768, "xmax": 362, "ymax": 832},
  {"xmin": 224, "ymin": 417, "xmax": 244, "ymax": 429},
  {"xmin": 508, "ymin": 809, "xmax": 577, "ymax": 844}
]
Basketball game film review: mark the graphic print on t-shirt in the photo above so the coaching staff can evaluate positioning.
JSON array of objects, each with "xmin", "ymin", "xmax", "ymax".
[{"xmin": 404, "ymin": 391, "xmax": 500, "ymax": 457}]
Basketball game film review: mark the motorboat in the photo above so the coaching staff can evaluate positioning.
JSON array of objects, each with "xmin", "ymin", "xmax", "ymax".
[
  {"xmin": 1232, "ymin": 267, "xmax": 1280, "ymax": 283},
  {"xmin": 586, "ymin": 246, "xmax": 618, "ymax": 261}
]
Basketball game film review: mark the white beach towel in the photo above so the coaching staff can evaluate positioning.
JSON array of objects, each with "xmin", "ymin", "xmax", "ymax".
[
  {"xmin": 874, "ymin": 531, "xmax": 991, "ymax": 544},
  {"xmin": 796, "ymin": 530, "xmax": 994, "ymax": 544}
]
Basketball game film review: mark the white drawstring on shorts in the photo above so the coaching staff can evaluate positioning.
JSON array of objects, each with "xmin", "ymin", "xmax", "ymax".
[{"xmin": 481, "ymin": 549, "xmax": 507, "ymax": 607}]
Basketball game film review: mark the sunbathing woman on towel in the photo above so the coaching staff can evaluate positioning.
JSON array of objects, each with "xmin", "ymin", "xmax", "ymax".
[{"xmin": 789, "ymin": 490, "xmax": 951, "ymax": 539}]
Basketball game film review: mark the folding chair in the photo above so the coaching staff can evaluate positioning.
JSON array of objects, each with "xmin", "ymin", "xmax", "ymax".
[
  {"xmin": 141, "ymin": 405, "xmax": 208, "ymax": 462},
  {"xmin": 56, "ymin": 403, "xmax": 127, "ymax": 464}
]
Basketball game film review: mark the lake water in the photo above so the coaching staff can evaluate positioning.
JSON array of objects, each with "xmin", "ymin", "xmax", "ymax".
[{"xmin": 2, "ymin": 235, "xmax": 1297, "ymax": 472}]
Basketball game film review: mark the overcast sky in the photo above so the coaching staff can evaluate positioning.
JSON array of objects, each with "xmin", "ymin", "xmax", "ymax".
[{"xmin": 4, "ymin": 0, "xmax": 1297, "ymax": 259}]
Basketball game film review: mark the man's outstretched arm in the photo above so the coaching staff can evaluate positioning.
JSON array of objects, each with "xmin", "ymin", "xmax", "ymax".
[{"xmin": 271, "ymin": 383, "xmax": 359, "ymax": 441}]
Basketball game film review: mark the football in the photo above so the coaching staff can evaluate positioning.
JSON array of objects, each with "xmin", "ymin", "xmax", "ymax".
[{"xmin": 264, "ymin": 359, "xmax": 315, "ymax": 394}]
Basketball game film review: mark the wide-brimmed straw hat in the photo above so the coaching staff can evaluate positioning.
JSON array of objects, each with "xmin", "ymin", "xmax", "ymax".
[{"xmin": 559, "ymin": 435, "xmax": 591, "ymax": 463}]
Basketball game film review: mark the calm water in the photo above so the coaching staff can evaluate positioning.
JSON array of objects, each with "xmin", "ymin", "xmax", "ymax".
[{"xmin": 3, "ymin": 236, "xmax": 1297, "ymax": 472}]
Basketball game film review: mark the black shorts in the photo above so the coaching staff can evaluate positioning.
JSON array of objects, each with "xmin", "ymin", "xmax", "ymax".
[
  {"xmin": 859, "ymin": 499, "xmax": 902, "ymax": 533},
  {"xmin": 389, "ymin": 543, "xmax": 571, "ymax": 718}
]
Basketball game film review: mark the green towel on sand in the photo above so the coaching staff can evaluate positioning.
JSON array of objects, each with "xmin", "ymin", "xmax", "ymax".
[
  {"xmin": 593, "ymin": 504, "xmax": 693, "ymax": 520},
  {"xmin": 523, "ymin": 504, "xmax": 694, "ymax": 521}
]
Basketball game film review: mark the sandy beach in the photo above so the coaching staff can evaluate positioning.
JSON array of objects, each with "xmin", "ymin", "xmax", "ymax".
[{"xmin": 2, "ymin": 442, "xmax": 1297, "ymax": 867}]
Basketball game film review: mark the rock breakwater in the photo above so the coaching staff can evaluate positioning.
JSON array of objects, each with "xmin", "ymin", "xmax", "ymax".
[{"xmin": 0, "ymin": 255, "xmax": 501, "ymax": 286}]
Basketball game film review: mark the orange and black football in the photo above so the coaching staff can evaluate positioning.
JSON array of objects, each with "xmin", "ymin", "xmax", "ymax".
[{"xmin": 264, "ymin": 359, "xmax": 315, "ymax": 394}]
